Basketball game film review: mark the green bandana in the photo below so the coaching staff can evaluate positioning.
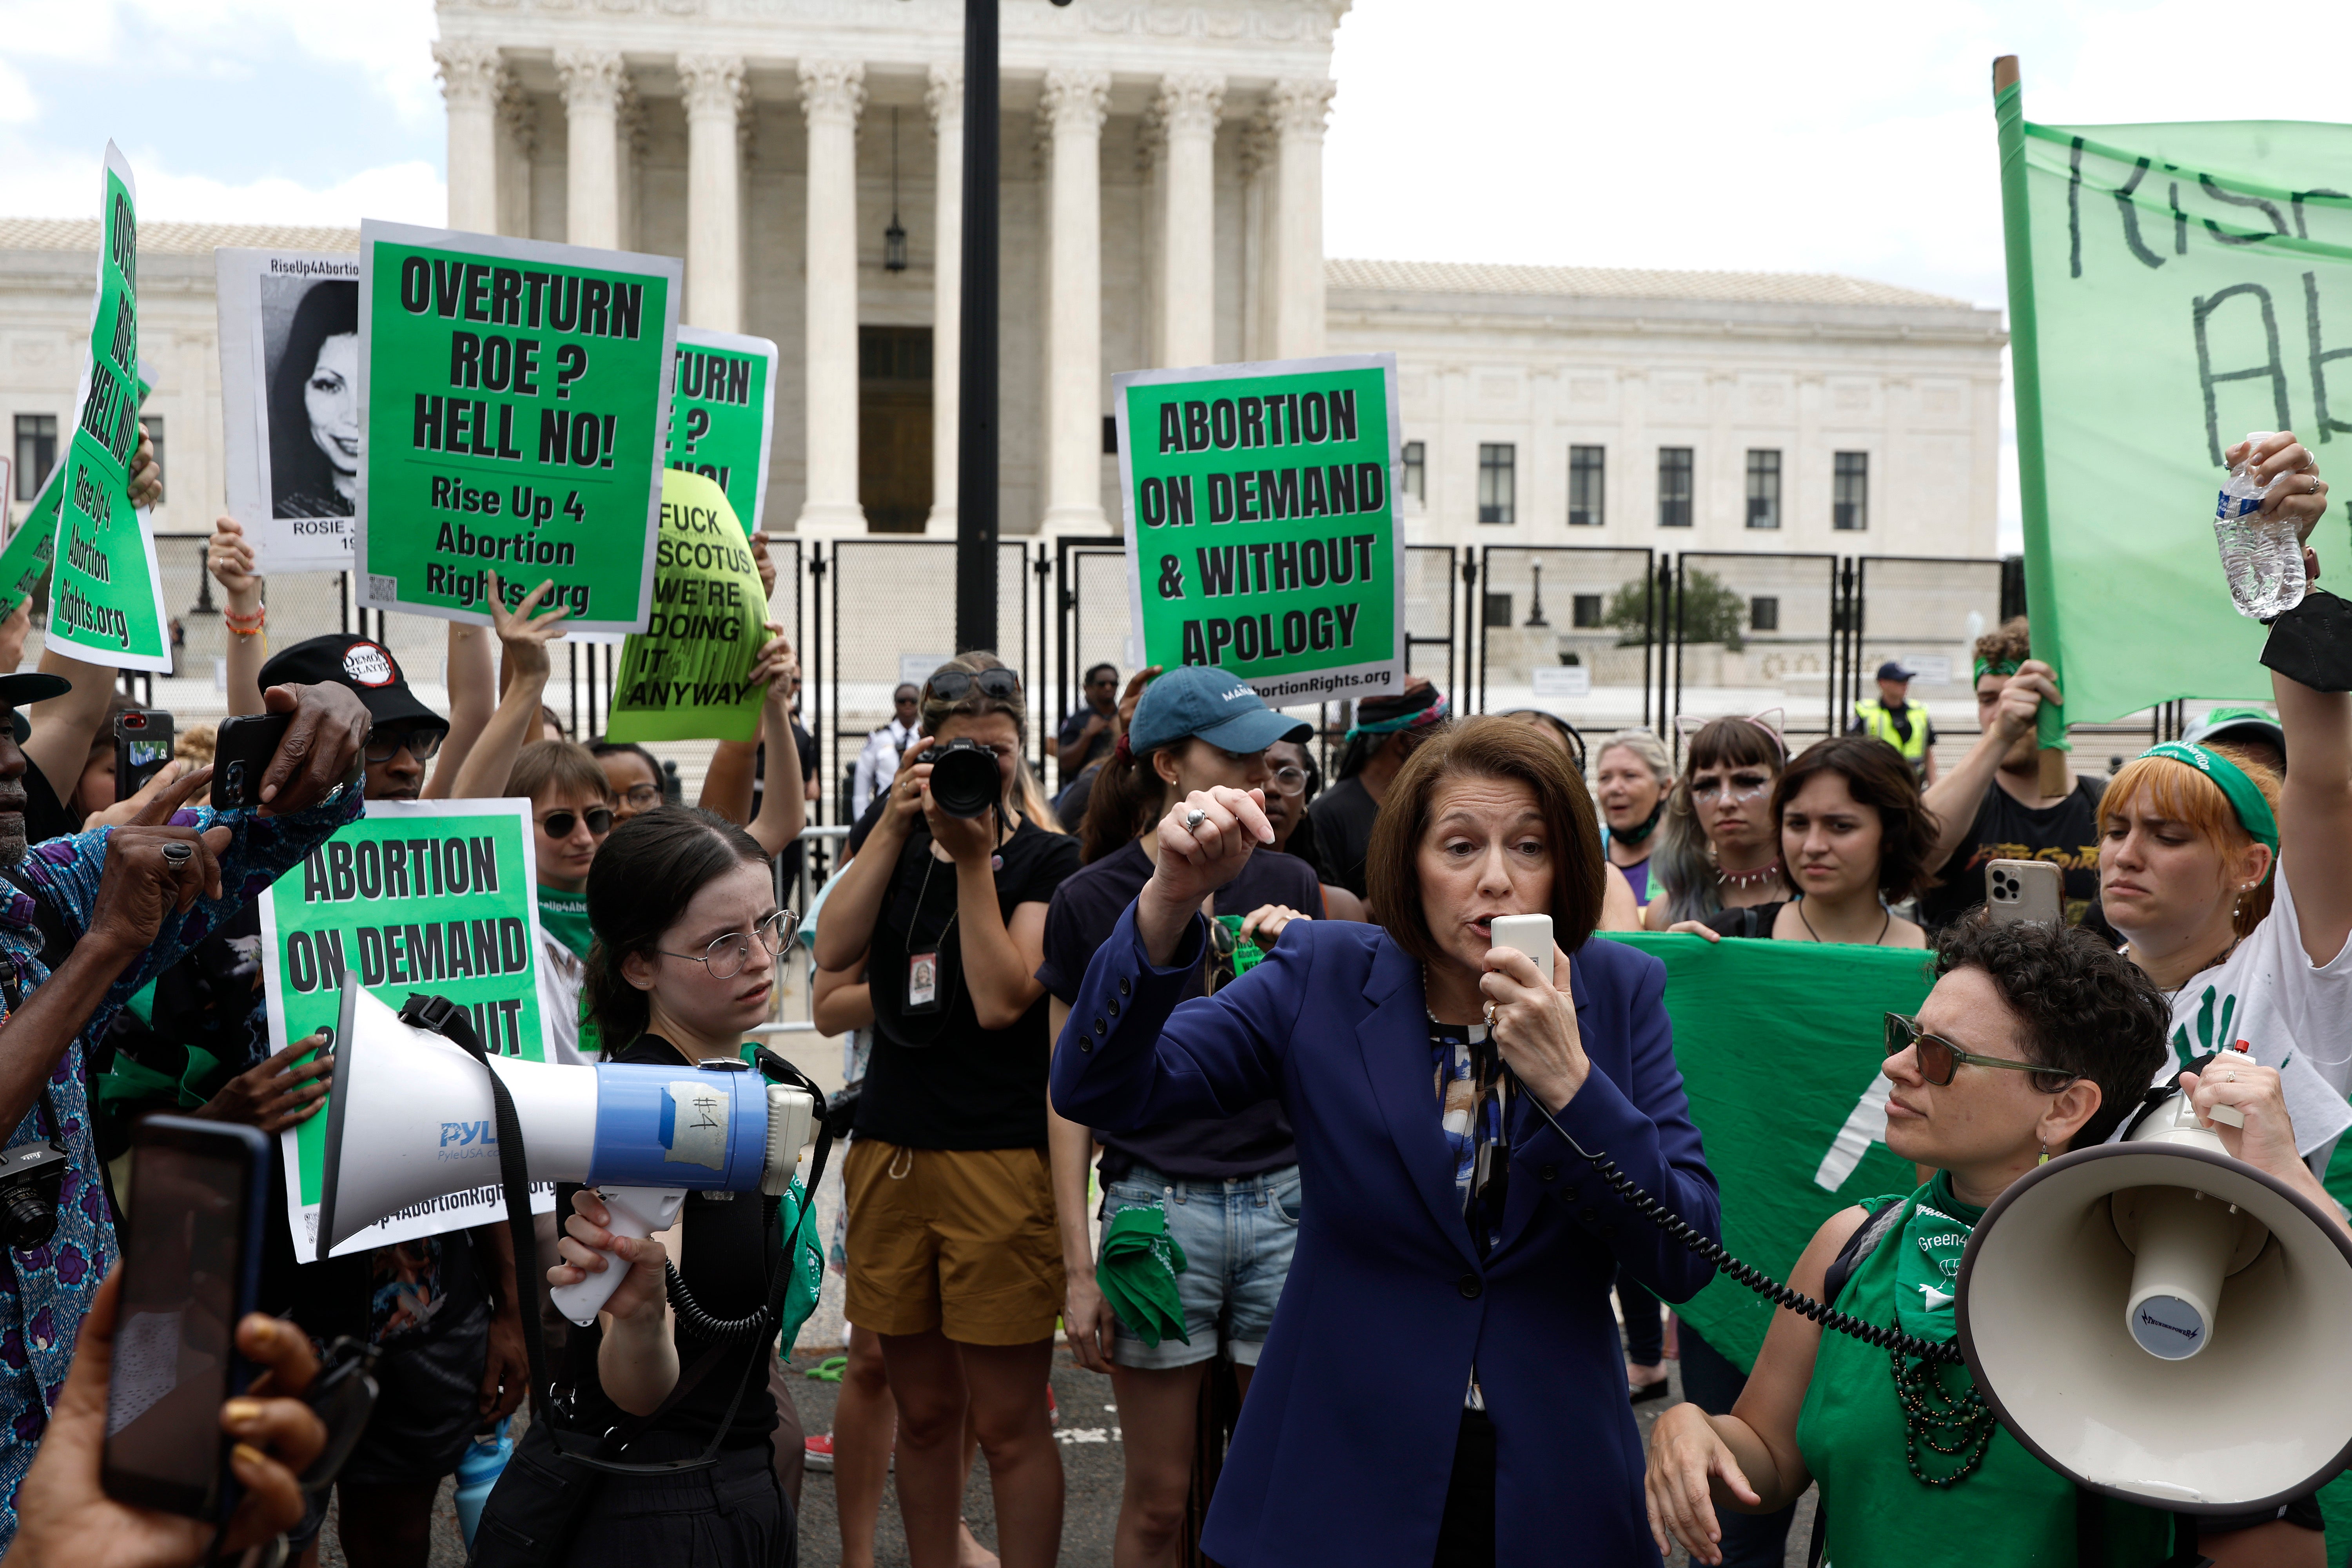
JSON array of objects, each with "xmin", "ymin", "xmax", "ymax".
[
  {"xmin": 1971, "ymin": 657, "xmax": 2022, "ymax": 683},
  {"xmin": 537, "ymin": 886, "xmax": 595, "ymax": 964},
  {"xmin": 1097, "ymin": 1205, "xmax": 1189, "ymax": 1348},
  {"xmin": 1893, "ymin": 1172, "xmax": 1981, "ymax": 1346},
  {"xmin": 2140, "ymin": 742, "xmax": 2281, "ymax": 867}
]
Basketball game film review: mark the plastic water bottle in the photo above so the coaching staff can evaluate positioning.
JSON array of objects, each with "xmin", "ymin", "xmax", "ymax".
[
  {"xmin": 453, "ymin": 1417, "xmax": 514, "ymax": 1548},
  {"xmin": 2213, "ymin": 430, "xmax": 2307, "ymax": 620}
]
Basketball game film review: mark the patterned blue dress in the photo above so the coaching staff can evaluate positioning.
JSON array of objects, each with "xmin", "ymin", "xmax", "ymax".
[{"xmin": 0, "ymin": 789, "xmax": 359, "ymax": 1543}]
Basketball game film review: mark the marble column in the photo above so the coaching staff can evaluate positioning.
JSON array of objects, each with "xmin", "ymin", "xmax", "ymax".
[
  {"xmin": 1267, "ymin": 78, "xmax": 1336, "ymax": 360},
  {"xmin": 678, "ymin": 54, "xmax": 747, "ymax": 332},
  {"xmin": 1155, "ymin": 73, "xmax": 1223, "ymax": 370},
  {"xmin": 555, "ymin": 49, "xmax": 624, "ymax": 250},
  {"xmin": 1238, "ymin": 113, "xmax": 1275, "ymax": 361},
  {"xmin": 798, "ymin": 60, "xmax": 867, "ymax": 532},
  {"xmin": 926, "ymin": 64, "xmax": 963, "ymax": 534},
  {"xmin": 1040, "ymin": 67, "xmax": 1110, "ymax": 534},
  {"xmin": 434, "ymin": 42, "xmax": 503, "ymax": 234}
]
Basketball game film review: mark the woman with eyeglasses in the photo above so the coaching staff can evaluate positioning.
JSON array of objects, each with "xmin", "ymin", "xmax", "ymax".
[
  {"xmin": 812, "ymin": 652, "xmax": 1079, "ymax": 1568},
  {"xmin": 541, "ymin": 807, "xmax": 807, "ymax": 1567},
  {"xmin": 591, "ymin": 741, "xmax": 669, "ymax": 824},
  {"xmin": 1042, "ymin": 667, "xmax": 1321, "ymax": 1566},
  {"xmin": 1646, "ymin": 917, "xmax": 2337, "ymax": 1568},
  {"xmin": 1642, "ymin": 716, "xmax": 1791, "ymax": 931}
]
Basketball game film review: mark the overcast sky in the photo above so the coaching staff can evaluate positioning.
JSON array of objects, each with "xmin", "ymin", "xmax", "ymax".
[{"xmin": 10, "ymin": 0, "xmax": 2352, "ymax": 550}]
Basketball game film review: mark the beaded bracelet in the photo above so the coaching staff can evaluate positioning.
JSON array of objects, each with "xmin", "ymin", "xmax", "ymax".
[{"xmin": 224, "ymin": 605, "xmax": 266, "ymax": 639}]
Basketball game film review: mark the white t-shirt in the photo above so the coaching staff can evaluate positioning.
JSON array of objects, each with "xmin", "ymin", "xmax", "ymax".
[
  {"xmin": 541, "ymin": 933, "xmax": 590, "ymax": 1066},
  {"xmin": 2149, "ymin": 864, "xmax": 2352, "ymax": 1167}
]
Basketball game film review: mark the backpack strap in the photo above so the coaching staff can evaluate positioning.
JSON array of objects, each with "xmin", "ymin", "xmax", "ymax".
[{"xmin": 1822, "ymin": 1198, "xmax": 1905, "ymax": 1310}]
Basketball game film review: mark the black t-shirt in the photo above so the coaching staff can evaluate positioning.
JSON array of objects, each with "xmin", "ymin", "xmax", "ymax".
[
  {"xmin": 856, "ymin": 816, "xmax": 1082, "ymax": 1150},
  {"xmin": 1914, "ymin": 775, "xmax": 2106, "ymax": 931},
  {"xmin": 1306, "ymin": 775, "xmax": 1381, "ymax": 898},
  {"xmin": 1701, "ymin": 901, "xmax": 1791, "ymax": 940},
  {"xmin": 22, "ymin": 759, "xmax": 74, "ymax": 847},
  {"xmin": 1036, "ymin": 839, "xmax": 1318, "ymax": 1181},
  {"xmin": 569, "ymin": 1034, "xmax": 780, "ymax": 1448},
  {"xmin": 1058, "ymin": 707, "xmax": 1114, "ymax": 768}
]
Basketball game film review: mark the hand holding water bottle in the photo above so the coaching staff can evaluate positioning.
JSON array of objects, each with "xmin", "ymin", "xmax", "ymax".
[{"xmin": 2215, "ymin": 431, "xmax": 2328, "ymax": 619}]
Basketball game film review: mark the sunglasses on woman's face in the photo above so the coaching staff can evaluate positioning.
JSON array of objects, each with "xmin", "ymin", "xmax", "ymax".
[
  {"xmin": 538, "ymin": 807, "xmax": 614, "ymax": 838},
  {"xmin": 923, "ymin": 668, "xmax": 1022, "ymax": 702},
  {"xmin": 1883, "ymin": 1013, "xmax": 2078, "ymax": 1091}
]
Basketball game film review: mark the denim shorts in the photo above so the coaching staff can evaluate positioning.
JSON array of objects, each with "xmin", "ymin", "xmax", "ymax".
[{"xmin": 1099, "ymin": 1160, "xmax": 1301, "ymax": 1370}]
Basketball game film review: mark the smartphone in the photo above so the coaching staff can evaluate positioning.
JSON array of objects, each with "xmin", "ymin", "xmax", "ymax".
[
  {"xmin": 113, "ymin": 710, "xmax": 174, "ymax": 803},
  {"xmin": 209, "ymin": 712, "xmax": 293, "ymax": 813},
  {"xmin": 1986, "ymin": 859, "xmax": 2064, "ymax": 926},
  {"xmin": 1489, "ymin": 913, "xmax": 1555, "ymax": 964},
  {"xmin": 100, "ymin": 1116, "xmax": 272, "ymax": 1522}
]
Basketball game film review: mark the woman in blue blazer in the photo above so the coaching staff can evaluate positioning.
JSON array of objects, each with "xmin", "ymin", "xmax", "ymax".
[{"xmin": 1053, "ymin": 715, "xmax": 1720, "ymax": 1567}]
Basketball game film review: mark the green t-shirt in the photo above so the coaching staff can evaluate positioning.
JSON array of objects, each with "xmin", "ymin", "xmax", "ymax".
[
  {"xmin": 1795, "ymin": 1174, "xmax": 2177, "ymax": 1567},
  {"xmin": 537, "ymin": 886, "xmax": 594, "ymax": 963}
]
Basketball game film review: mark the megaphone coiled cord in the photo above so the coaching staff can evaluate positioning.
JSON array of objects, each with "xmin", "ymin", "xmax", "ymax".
[
  {"xmin": 663, "ymin": 1262, "xmax": 777, "ymax": 1343},
  {"xmin": 1524, "ymin": 1092, "xmax": 1964, "ymax": 1365}
]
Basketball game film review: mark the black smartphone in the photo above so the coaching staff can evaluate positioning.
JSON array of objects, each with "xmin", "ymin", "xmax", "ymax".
[
  {"xmin": 100, "ymin": 1115, "xmax": 271, "ymax": 1521},
  {"xmin": 113, "ymin": 710, "xmax": 174, "ymax": 803},
  {"xmin": 209, "ymin": 712, "xmax": 293, "ymax": 813}
]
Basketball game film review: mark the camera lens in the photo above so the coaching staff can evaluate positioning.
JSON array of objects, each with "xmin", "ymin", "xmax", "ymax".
[
  {"xmin": 927, "ymin": 743, "xmax": 1000, "ymax": 819},
  {"xmin": 0, "ymin": 1181, "xmax": 56, "ymax": 1251}
]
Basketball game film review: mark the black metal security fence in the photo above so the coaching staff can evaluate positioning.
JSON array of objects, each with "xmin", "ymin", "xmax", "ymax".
[{"xmin": 122, "ymin": 535, "xmax": 2187, "ymax": 817}]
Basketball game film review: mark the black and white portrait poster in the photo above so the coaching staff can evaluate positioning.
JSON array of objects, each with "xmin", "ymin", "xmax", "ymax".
[{"xmin": 217, "ymin": 248, "xmax": 360, "ymax": 572}]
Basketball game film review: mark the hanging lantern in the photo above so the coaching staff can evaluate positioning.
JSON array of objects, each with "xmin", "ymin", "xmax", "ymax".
[{"xmin": 883, "ymin": 107, "xmax": 909, "ymax": 273}]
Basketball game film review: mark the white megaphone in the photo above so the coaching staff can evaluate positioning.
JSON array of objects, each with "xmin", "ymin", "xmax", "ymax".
[
  {"xmin": 314, "ymin": 975, "xmax": 815, "ymax": 1327},
  {"xmin": 1956, "ymin": 1078, "xmax": 2352, "ymax": 1514}
]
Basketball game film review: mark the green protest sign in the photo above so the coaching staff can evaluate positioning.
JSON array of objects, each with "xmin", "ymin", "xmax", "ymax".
[
  {"xmin": 0, "ymin": 465, "xmax": 63, "ymax": 625},
  {"xmin": 263, "ymin": 798, "xmax": 553, "ymax": 1256},
  {"xmin": 356, "ymin": 220, "xmax": 681, "ymax": 634},
  {"xmin": 1113, "ymin": 355, "xmax": 1405, "ymax": 704},
  {"xmin": 1598, "ymin": 933, "xmax": 1930, "ymax": 1371},
  {"xmin": 49, "ymin": 143, "xmax": 171, "ymax": 671},
  {"xmin": 1993, "ymin": 82, "xmax": 2352, "ymax": 736},
  {"xmin": 603, "ymin": 470, "xmax": 769, "ymax": 744},
  {"xmin": 664, "ymin": 327, "xmax": 777, "ymax": 534}
]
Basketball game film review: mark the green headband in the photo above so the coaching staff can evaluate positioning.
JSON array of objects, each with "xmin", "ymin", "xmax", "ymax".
[
  {"xmin": 2140, "ymin": 742, "xmax": 2281, "ymax": 864},
  {"xmin": 1973, "ymin": 657, "xmax": 2022, "ymax": 682}
]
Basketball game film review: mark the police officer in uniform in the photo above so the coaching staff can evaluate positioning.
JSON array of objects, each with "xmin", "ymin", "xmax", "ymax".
[{"xmin": 1849, "ymin": 659, "xmax": 1936, "ymax": 783}]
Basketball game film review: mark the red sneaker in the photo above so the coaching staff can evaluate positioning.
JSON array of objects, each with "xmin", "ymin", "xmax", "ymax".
[
  {"xmin": 804, "ymin": 1434, "xmax": 835, "ymax": 1472},
  {"xmin": 1046, "ymin": 1385, "xmax": 1059, "ymax": 1427}
]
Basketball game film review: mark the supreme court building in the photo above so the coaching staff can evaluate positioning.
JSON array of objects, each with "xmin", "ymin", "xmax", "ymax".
[{"xmin": 0, "ymin": 0, "xmax": 2005, "ymax": 568}]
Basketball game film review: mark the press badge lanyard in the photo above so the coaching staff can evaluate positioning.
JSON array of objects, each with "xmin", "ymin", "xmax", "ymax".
[{"xmin": 904, "ymin": 850, "xmax": 957, "ymax": 1015}]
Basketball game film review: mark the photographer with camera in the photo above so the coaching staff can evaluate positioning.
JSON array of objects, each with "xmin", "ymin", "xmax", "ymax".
[
  {"xmin": 0, "ymin": 670, "xmax": 366, "ymax": 1548},
  {"xmin": 812, "ymin": 653, "xmax": 1080, "ymax": 1568}
]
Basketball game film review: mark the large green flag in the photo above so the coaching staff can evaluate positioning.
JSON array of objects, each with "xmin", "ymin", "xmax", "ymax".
[
  {"xmin": 49, "ymin": 142, "xmax": 171, "ymax": 671},
  {"xmin": 1599, "ymin": 933, "xmax": 1930, "ymax": 1370},
  {"xmin": 1996, "ymin": 78, "xmax": 2352, "ymax": 736}
]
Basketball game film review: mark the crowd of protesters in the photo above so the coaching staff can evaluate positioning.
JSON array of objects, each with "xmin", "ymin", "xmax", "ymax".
[{"xmin": 5, "ymin": 429, "xmax": 2350, "ymax": 1568}]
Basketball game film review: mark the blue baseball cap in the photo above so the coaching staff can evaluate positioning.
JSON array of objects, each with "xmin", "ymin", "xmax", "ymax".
[{"xmin": 1129, "ymin": 666, "xmax": 1311, "ymax": 755}]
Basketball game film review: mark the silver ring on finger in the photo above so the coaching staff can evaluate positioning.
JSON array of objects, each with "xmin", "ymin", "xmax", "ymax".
[
  {"xmin": 161, "ymin": 842, "xmax": 193, "ymax": 866},
  {"xmin": 1482, "ymin": 1000, "xmax": 1497, "ymax": 1029},
  {"xmin": 2312, "ymin": 475, "xmax": 2321, "ymax": 494},
  {"xmin": 1184, "ymin": 808, "xmax": 1207, "ymax": 832}
]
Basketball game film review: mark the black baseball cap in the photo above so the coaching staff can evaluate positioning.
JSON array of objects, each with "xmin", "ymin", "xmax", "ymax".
[
  {"xmin": 259, "ymin": 635, "xmax": 448, "ymax": 735},
  {"xmin": 1875, "ymin": 660, "xmax": 1916, "ymax": 682}
]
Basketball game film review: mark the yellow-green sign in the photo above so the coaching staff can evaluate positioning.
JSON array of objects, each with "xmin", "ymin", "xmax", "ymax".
[{"xmin": 604, "ymin": 470, "xmax": 770, "ymax": 744}]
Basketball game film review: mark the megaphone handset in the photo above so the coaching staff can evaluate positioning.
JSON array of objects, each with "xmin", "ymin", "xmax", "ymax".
[{"xmin": 550, "ymin": 1187, "xmax": 686, "ymax": 1327}]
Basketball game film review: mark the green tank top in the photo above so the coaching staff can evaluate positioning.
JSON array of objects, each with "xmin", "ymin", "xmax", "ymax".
[{"xmin": 1795, "ymin": 1174, "xmax": 2176, "ymax": 1568}]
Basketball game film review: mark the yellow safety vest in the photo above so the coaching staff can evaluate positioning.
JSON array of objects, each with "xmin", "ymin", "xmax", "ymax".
[{"xmin": 1854, "ymin": 700, "xmax": 1929, "ymax": 763}]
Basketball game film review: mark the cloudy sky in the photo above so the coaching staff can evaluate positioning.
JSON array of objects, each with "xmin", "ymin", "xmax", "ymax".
[{"xmin": 7, "ymin": 0, "xmax": 2349, "ymax": 548}]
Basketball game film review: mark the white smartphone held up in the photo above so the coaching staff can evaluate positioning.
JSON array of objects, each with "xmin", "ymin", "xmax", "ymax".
[
  {"xmin": 1985, "ymin": 859, "xmax": 2064, "ymax": 926},
  {"xmin": 1488, "ymin": 914, "xmax": 1555, "ymax": 967}
]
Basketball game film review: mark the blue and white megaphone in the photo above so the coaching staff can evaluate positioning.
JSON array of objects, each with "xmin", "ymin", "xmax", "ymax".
[{"xmin": 315, "ymin": 975, "xmax": 815, "ymax": 1325}]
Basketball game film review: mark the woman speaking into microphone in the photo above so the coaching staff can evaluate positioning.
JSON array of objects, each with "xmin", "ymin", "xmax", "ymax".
[{"xmin": 1051, "ymin": 716, "xmax": 1720, "ymax": 1566}]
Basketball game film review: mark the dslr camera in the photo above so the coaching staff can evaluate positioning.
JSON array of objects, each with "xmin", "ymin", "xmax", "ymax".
[
  {"xmin": 919, "ymin": 738, "xmax": 1001, "ymax": 820},
  {"xmin": 0, "ymin": 1140, "xmax": 68, "ymax": 1250}
]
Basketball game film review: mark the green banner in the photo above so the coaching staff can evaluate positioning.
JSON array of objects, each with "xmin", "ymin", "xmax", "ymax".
[
  {"xmin": 1599, "ymin": 933, "xmax": 1930, "ymax": 1370},
  {"xmin": 603, "ymin": 470, "xmax": 769, "ymax": 744},
  {"xmin": 48, "ymin": 143, "xmax": 171, "ymax": 671},
  {"xmin": 664, "ymin": 327, "xmax": 776, "ymax": 534},
  {"xmin": 1112, "ymin": 355, "xmax": 1405, "ymax": 704},
  {"xmin": 262, "ymin": 798, "xmax": 552, "ymax": 1257},
  {"xmin": 1995, "ymin": 92, "xmax": 2352, "ymax": 733},
  {"xmin": 355, "ymin": 220, "xmax": 681, "ymax": 634},
  {"xmin": 0, "ymin": 464, "xmax": 63, "ymax": 625}
]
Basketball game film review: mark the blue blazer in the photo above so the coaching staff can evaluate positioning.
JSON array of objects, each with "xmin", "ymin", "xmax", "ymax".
[{"xmin": 1053, "ymin": 907, "xmax": 1720, "ymax": 1568}]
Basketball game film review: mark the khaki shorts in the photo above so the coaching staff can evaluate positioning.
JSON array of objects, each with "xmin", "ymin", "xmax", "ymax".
[{"xmin": 843, "ymin": 1140, "xmax": 1065, "ymax": 1345}]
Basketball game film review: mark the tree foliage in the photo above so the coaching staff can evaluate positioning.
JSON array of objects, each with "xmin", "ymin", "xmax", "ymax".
[{"xmin": 1602, "ymin": 568, "xmax": 1747, "ymax": 650}]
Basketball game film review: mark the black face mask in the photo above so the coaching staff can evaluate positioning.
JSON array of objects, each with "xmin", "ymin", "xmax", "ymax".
[{"xmin": 1614, "ymin": 797, "xmax": 1667, "ymax": 846}]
